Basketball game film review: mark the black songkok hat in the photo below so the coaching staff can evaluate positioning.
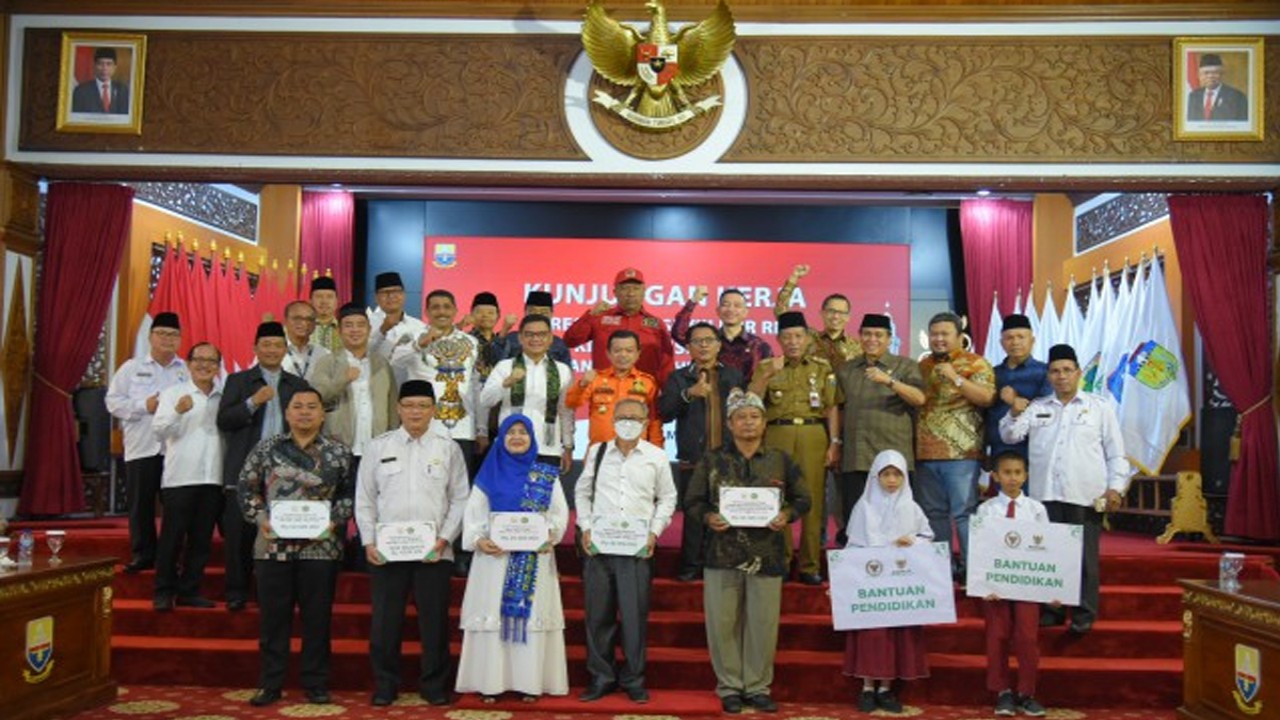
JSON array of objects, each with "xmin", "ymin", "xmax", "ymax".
[
  {"xmin": 525, "ymin": 290, "xmax": 554, "ymax": 308},
  {"xmin": 153, "ymin": 312, "xmax": 180, "ymax": 331},
  {"xmin": 311, "ymin": 276, "xmax": 337, "ymax": 294},
  {"xmin": 1048, "ymin": 344, "xmax": 1078, "ymax": 364},
  {"xmin": 860, "ymin": 313, "xmax": 892, "ymax": 331},
  {"xmin": 255, "ymin": 321, "xmax": 285, "ymax": 340},
  {"xmin": 94, "ymin": 47, "xmax": 117, "ymax": 62},
  {"xmin": 1002, "ymin": 314, "xmax": 1032, "ymax": 332},
  {"xmin": 1199, "ymin": 53, "xmax": 1224, "ymax": 69},
  {"xmin": 472, "ymin": 291, "xmax": 499, "ymax": 310},
  {"xmin": 338, "ymin": 302, "xmax": 365, "ymax": 320},
  {"xmin": 399, "ymin": 379, "xmax": 435, "ymax": 401},
  {"xmin": 374, "ymin": 272, "xmax": 403, "ymax": 291},
  {"xmin": 778, "ymin": 311, "xmax": 807, "ymax": 332}
]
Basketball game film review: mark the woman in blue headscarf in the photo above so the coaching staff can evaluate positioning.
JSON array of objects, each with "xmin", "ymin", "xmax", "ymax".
[{"xmin": 455, "ymin": 414, "xmax": 569, "ymax": 701}]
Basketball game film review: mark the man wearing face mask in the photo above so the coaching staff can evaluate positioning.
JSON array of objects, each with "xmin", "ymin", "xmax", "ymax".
[
  {"xmin": 672, "ymin": 287, "xmax": 773, "ymax": 381},
  {"xmin": 565, "ymin": 267, "xmax": 676, "ymax": 385},
  {"xmin": 566, "ymin": 330, "xmax": 663, "ymax": 448},
  {"xmin": 575, "ymin": 399, "xmax": 678, "ymax": 704}
]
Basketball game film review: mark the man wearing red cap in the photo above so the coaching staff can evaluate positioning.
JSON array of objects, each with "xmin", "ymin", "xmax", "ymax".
[{"xmin": 565, "ymin": 267, "xmax": 676, "ymax": 385}]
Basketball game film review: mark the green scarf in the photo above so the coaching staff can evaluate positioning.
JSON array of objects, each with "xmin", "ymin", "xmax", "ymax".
[{"xmin": 510, "ymin": 353, "xmax": 561, "ymax": 450}]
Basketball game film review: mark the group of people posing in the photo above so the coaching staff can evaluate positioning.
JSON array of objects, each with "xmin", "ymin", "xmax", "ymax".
[{"xmin": 105, "ymin": 263, "xmax": 1129, "ymax": 715}]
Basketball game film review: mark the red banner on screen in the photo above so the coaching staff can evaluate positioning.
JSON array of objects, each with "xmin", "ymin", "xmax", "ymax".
[{"xmin": 423, "ymin": 236, "xmax": 911, "ymax": 370}]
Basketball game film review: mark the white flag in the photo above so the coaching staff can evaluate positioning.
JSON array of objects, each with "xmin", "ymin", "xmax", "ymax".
[
  {"xmin": 1059, "ymin": 281, "xmax": 1085, "ymax": 353},
  {"xmin": 1035, "ymin": 283, "xmax": 1061, "ymax": 363},
  {"xmin": 1079, "ymin": 271, "xmax": 1113, "ymax": 393},
  {"xmin": 1118, "ymin": 259, "xmax": 1192, "ymax": 474},
  {"xmin": 982, "ymin": 293, "xmax": 1004, "ymax": 366},
  {"xmin": 1025, "ymin": 283, "xmax": 1042, "ymax": 341},
  {"xmin": 1099, "ymin": 264, "xmax": 1144, "ymax": 401}
]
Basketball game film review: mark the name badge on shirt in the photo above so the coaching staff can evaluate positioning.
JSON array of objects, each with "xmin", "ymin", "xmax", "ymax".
[{"xmin": 602, "ymin": 315, "xmax": 622, "ymax": 326}]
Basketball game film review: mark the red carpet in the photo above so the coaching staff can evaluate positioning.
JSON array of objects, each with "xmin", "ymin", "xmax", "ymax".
[{"xmin": 11, "ymin": 519, "xmax": 1276, "ymax": 715}]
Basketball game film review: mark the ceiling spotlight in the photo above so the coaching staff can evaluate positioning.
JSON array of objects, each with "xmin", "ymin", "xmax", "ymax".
[{"xmin": 976, "ymin": 189, "xmax": 991, "ymax": 197}]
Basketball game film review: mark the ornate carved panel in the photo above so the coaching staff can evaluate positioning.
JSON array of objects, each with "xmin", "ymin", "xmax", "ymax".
[
  {"xmin": 20, "ymin": 29, "xmax": 587, "ymax": 160},
  {"xmin": 129, "ymin": 182, "xmax": 259, "ymax": 241},
  {"xmin": 724, "ymin": 37, "xmax": 1280, "ymax": 163},
  {"xmin": 1075, "ymin": 193, "xmax": 1169, "ymax": 253}
]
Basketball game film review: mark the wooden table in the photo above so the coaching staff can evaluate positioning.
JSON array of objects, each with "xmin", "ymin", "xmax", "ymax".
[
  {"xmin": 1179, "ymin": 579, "xmax": 1280, "ymax": 720},
  {"xmin": 0, "ymin": 555, "xmax": 118, "ymax": 720}
]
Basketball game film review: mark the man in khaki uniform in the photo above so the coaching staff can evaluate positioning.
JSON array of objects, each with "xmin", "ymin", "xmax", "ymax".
[{"xmin": 749, "ymin": 312, "xmax": 841, "ymax": 585}]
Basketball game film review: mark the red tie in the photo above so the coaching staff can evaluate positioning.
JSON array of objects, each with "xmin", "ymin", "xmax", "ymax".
[
  {"xmin": 1203, "ymin": 90, "xmax": 1214, "ymax": 120},
  {"xmin": 101, "ymin": 84, "xmax": 111, "ymax": 112},
  {"xmin": 1006, "ymin": 500, "xmax": 1017, "ymax": 519}
]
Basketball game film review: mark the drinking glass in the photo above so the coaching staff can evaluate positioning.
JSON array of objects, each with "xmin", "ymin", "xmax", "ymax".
[{"xmin": 46, "ymin": 530, "xmax": 65, "ymax": 563}]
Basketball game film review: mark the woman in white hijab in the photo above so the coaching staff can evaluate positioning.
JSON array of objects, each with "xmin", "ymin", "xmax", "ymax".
[{"xmin": 842, "ymin": 449, "xmax": 933, "ymax": 714}]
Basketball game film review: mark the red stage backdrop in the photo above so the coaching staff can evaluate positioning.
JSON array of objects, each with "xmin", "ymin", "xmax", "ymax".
[{"xmin": 423, "ymin": 236, "xmax": 911, "ymax": 370}]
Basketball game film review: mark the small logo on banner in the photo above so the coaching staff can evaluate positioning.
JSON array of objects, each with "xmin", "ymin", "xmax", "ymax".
[
  {"xmin": 24, "ymin": 616, "xmax": 54, "ymax": 684},
  {"xmin": 1004, "ymin": 531, "xmax": 1022, "ymax": 549},
  {"xmin": 1235, "ymin": 643, "xmax": 1263, "ymax": 715},
  {"xmin": 865, "ymin": 559, "xmax": 883, "ymax": 577},
  {"xmin": 432, "ymin": 243, "xmax": 458, "ymax": 269}
]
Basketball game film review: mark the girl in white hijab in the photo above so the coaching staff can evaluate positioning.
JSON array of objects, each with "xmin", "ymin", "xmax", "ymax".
[{"xmin": 842, "ymin": 449, "xmax": 933, "ymax": 715}]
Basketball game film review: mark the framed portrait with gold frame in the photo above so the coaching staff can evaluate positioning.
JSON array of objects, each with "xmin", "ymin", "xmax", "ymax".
[
  {"xmin": 1173, "ymin": 37, "xmax": 1263, "ymax": 141},
  {"xmin": 56, "ymin": 32, "xmax": 146, "ymax": 134}
]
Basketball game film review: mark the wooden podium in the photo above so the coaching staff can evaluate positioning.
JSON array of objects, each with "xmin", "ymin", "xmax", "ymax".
[
  {"xmin": 1180, "ymin": 579, "xmax": 1279, "ymax": 720},
  {"xmin": 0, "ymin": 555, "xmax": 118, "ymax": 720}
]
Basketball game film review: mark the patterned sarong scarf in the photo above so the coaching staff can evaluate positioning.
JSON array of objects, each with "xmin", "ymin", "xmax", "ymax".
[
  {"xmin": 510, "ymin": 354, "xmax": 561, "ymax": 448},
  {"xmin": 499, "ymin": 461, "xmax": 556, "ymax": 643}
]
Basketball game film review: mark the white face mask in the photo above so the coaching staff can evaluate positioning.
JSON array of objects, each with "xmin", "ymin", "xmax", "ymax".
[{"xmin": 613, "ymin": 418, "xmax": 645, "ymax": 442}]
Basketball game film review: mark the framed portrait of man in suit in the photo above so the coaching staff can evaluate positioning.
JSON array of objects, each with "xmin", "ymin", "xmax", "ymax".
[
  {"xmin": 1173, "ymin": 37, "xmax": 1263, "ymax": 142},
  {"xmin": 56, "ymin": 32, "xmax": 146, "ymax": 134}
]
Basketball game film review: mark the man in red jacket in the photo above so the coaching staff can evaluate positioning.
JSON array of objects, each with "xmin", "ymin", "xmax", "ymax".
[{"xmin": 565, "ymin": 267, "xmax": 675, "ymax": 385}]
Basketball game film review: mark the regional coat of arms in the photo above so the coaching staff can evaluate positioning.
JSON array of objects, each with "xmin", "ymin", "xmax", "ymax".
[{"xmin": 582, "ymin": 0, "xmax": 736, "ymax": 131}]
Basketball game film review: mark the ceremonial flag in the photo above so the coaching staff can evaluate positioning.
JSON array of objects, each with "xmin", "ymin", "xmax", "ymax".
[
  {"xmin": 1119, "ymin": 259, "xmax": 1192, "ymax": 474},
  {"xmin": 1035, "ymin": 283, "xmax": 1060, "ymax": 363},
  {"xmin": 1100, "ymin": 264, "xmax": 1143, "ymax": 401},
  {"xmin": 1079, "ymin": 272, "xmax": 1113, "ymax": 393},
  {"xmin": 1025, "ymin": 283, "xmax": 1042, "ymax": 339},
  {"xmin": 1059, "ymin": 281, "xmax": 1085, "ymax": 353},
  {"xmin": 982, "ymin": 292, "xmax": 1003, "ymax": 365},
  {"xmin": 133, "ymin": 244, "xmax": 182, "ymax": 359}
]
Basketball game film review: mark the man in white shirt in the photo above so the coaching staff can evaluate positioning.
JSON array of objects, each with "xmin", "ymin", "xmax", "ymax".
[
  {"xmin": 357, "ymin": 380, "xmax": 470, "ymax": 707},
  {"xmin": 999, "ymin": 343, "xmax": 1129, "ymax": 634},
  {"xmin": 282, "ymin": 300, "xmax": 330, "ymax": 380},
  {"xmin": 105, "ymin": 311, "xmax": 188, "ymax": 573},
  {"xmin": 576, "ymin": 398, "xmax": 677, "ymax": 704},
  {"xmin": 151, "ymin": 342, "xmax": 224, "ymax": 611},
  {"xmin": 310, "ymin": 303, "xmax": 399, "ymax": 459},
  {"xmin": 368, "ymin": 271, "xmax": 426, "ymax": 382},
  {"xmin": 479, "ymin": 315, "xmax": 575, "ymax": 473}
]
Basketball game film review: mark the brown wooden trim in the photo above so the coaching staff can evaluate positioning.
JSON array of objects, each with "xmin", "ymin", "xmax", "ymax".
[
  {"xmin": 7, "ymin": 0, "xmax": 1278, "ymax": 22},
  {"xmin": 16, "ymin": 162, "xmax": 1280, "ymax": 194}
]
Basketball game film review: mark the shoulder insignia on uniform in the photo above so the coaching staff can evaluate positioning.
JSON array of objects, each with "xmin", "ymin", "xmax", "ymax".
[{"xmin": 642, "ymin": 316, "xmax": 660, "ymax": 328}]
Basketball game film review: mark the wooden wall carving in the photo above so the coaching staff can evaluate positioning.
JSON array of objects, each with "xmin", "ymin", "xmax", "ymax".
[
  {"xmin": 20, "ymin": 30, "xmax": 587, "ymax": 160},
  {"xmin": 17, "ymin": 29, "xmax": 1280, "ymax": 164},
  {"xmin": 725, "ymin": 37, "xmax": 1280, "ymax": 162}
]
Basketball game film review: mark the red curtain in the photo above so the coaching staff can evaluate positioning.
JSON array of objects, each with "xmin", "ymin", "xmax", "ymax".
[
  {"xmin": 19, "ymin": 183, "xmax": 133, "ymax": 515},
  {"xmin": 960, "ymin": 199, "xmax": 1034, "ymax": 354},
  {"xmin": 1168, "ymin": 195, "xmax": 1278, "ymax": 541},
  {"xmin": 300, "ymin": 191, "xmax": 354, "ymax": 303}
]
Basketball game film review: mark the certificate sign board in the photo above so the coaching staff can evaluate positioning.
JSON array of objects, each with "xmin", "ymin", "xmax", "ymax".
[
  {"xmin": 590, "ymin": 516, "xmax": 650, "ymax": 556},
  {"xmin": 490, "ymin": 512, "xmax": 549, "ymax": 552},
  {"xmin": 270, "ymin": 500, "xmax": 331, "ymax": 539},
  {"xmin": 966, "ymin": 516, "xmax": 1082, "ymax": 605},
  {"xmin": 719, "ymin": 487, "xmax": 780, "ymax": 528},
  {"xmin": 376, "ymin": 522, "xmax": 437, "ymax": 562},
  {"xmin": 828, "ymin": 542, "xmax": 957, "ymax": 631}
]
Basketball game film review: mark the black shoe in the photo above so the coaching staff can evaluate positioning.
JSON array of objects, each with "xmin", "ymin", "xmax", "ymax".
[
  {"xmin": 123, "ymin": 559, "xmax": 153, "ymax": 574},
  {"xmin": 625, "ymin": 686, "xmax": 650, "ymax": 704},
  {"xmin": 305, "ymin": 687, "xmax": 331, "ymax": 704},
  {"xmin": 1019, "ymin": 695, "xmax": 1046, "ymax": 716},
  {"xmin": 226, "ymin": 598, "xmax": 247, "ymax": 612},
  {"xmin": 798, "ymin": 573, "xmax": 824, "ymax": 586},
  {"xmin": 745, "ymin": 693, "xmax": 778, "ymax": 712},
  {"xmin": 371, "ymin": 693, "xmax": 394, "ymax": 707},
  {"xmin": 875, "ymin": 690, "xmax": 903, "ymax": 713},
  {"xmin": 1039, "ymin": 610, "xmax": 1065, "ymax": 627},
  {"xmin": 721, "ymin": 695, "xmax": 744, "ymax": 714},
  {"xmin": 856, "ymin": 690, "xmax": 877, "ymax": 712},
  {"xmin": 995, "ymin": 690, "xmax": 1018, "ymax": 716},
  {"xmin": 452, "ymin": 559, "xmax": 470, "ymax": 578},
  {"xmin": 152, "ymin": 596, "xmax": 174, "ymax": 612},
  {"xmin": 1068, "ymin": 618, "xmax": 1094, "ymax": 634},
  {"xmin": 420, "ymin": 689, "xmax": 450, "ymax": 706},
  {"xmin": 175, "ymin": 596, "xmax": 216, "ymax": 609},
  {"xmin": 677, "ymin": 569, "xmax": 701, "ymax": 582},
  {"xmin": 579, "ymin": 683, "xmax": 616, "ymax": 702},
  {"xmin": 249, "ymin": 688, "xmax": 282, "ymax": 707}
]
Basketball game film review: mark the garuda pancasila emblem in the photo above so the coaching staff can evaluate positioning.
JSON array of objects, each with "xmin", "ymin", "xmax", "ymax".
[{"xmin": 582, "ymin": 0, "xmax": 736, "ymax": 131}]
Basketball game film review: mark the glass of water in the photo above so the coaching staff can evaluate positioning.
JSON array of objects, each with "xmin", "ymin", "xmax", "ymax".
[
  {"xmin": 1219, "ymin": 551, "xmax": 1245, "ymax": 591},
  {"xmin": 46, "ymin": 530, "xmax": 65, "ymax": 563}
]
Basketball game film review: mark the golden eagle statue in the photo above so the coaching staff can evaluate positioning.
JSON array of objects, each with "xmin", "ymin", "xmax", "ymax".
[{"xmin": 582, "ymin": 0, "xmax": 736, "ymax": 131}]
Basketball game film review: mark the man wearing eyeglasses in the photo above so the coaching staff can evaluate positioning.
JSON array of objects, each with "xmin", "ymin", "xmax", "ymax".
[
  {"xmin": 773, "ymin": 264, "xmax": 863, "ymax": 371},
  {"xmin": 282, "ymin": 300, "xmax": 330, "ymax": 381},
  {"xmin": 106, "ymin": 312, "xmax": 189, "ymax": 574},
  {"xmin": 368, "ymin": 272, "xmax": 427, "ymax": 384}
]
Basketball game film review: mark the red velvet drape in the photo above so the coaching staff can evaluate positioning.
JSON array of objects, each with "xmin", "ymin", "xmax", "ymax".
[
  {"xmin": 1168, "ymin": 195, "xmax": 1279, "ymax": 541},
  {"xmin": 960, "ymin": 199, "xmax": 1034, "ymax": 354},
  {"xmin": 300, "ymin": 191, "xmax": 354, "ymax": 303},
  {"xmin": 19, "ymin": 183, "xmax": 133, "ymax": 515}
]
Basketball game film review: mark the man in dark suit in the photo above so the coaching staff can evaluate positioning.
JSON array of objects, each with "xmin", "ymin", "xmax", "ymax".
[
  {"xmin": 71, "ymin": 47, "xmax": 130, "ymax": 114},
  {"xmin": 217, "ymin": 321, "xmax": 309, "ymax": 611},
  {"xmin": 1186, "ymin": 53, "xmax": 1248, "ymax": 122}
]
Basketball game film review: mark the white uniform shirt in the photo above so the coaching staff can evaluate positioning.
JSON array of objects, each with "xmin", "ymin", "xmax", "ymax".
[
  {"xmin": 575, "ymin": 439, "xmax": 677, "ymax": 537},
  {"xmin": 480, "ymin": 354, "xmax": 575, "ymax": 458},
  {"xmin": 368, "ymin": 308, "xmax": 427, "ymax": 379},
  {"xmin": 974, "ymin": 491, "xmax": 1050, "ymax": 524},
  {"xmin": 396, "ymin": 328, "xmax": 481, "ymax": 441},
  {"xmin": 105, "ymin": 354, "xmax": 189, "ymax": 460},
  {"xmin": 151, "ymin": 379, "xmax": 224, "ymax": 488},
  {"xmin": 283, "ymin": 340, "xmax": 329, "ymax": 380},
  {"xmin": 999, "ymin": 392, "xmax": 1130, "ymax": 506},
  {"xmin": 346, "ymin": 350, "xmax": 375, "ymax": 456},
  {"xmin": 355, "ymin": 426, "xmax": 471, "ymax": 561}
]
